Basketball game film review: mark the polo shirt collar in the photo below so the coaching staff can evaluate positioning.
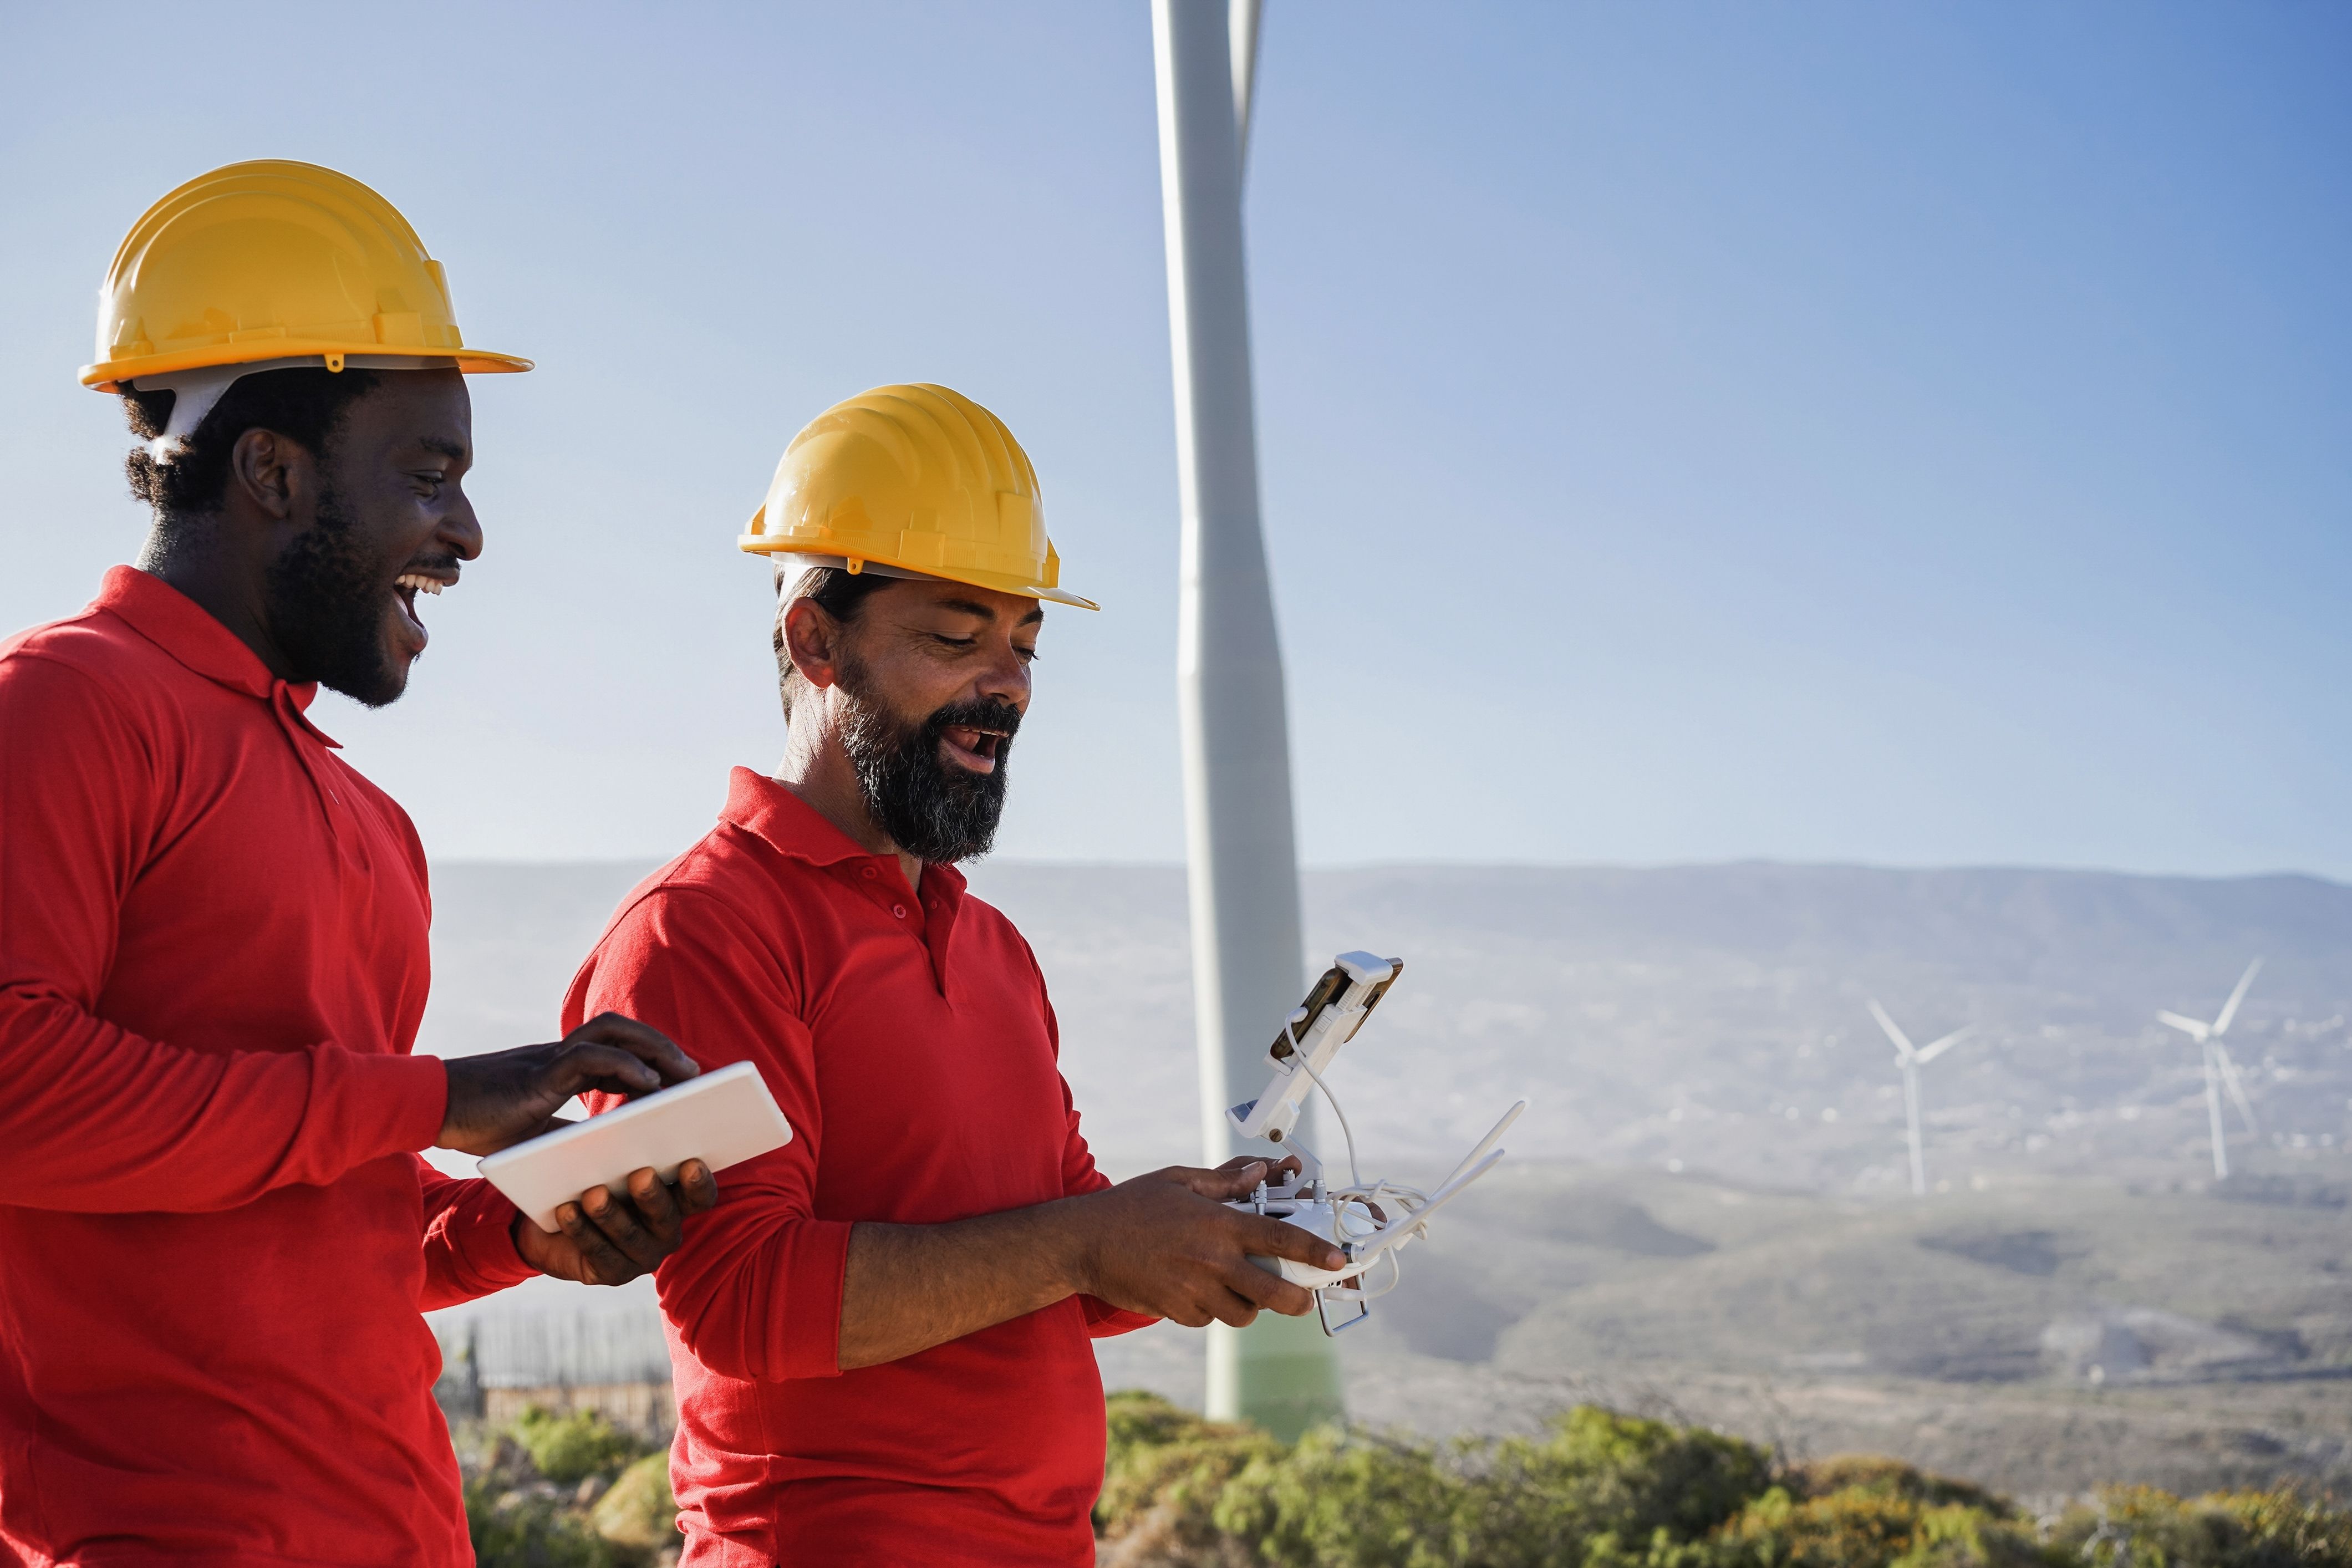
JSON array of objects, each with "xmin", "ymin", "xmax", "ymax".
[
  {"xmin": 720, "ymin": 766, "xmax": 971, "ymax": 899},
  {"xmin": 98, "ymin": 564, "xmax": 338, "ymax": 745}
]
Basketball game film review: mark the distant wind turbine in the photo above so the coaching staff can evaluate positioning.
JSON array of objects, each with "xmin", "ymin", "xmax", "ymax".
[
  {"xmin": 1868, "ymin": 1000, "xmax": 1974, "ymax": 1197},
  {"xmin": 2156, "ymin": 959, "xmax": 2263, "ymax": 1180}
]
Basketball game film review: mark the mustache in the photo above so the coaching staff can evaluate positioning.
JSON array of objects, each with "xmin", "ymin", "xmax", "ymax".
[{"xmin": 923, "ymin": 696, "xmax": 1024, "ymax": 746}]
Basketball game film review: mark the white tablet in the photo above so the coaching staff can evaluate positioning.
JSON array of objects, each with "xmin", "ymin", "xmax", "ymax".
[{"xmin": 477, "ymin": 1060, "xmax": 792, "ymax": 1233}]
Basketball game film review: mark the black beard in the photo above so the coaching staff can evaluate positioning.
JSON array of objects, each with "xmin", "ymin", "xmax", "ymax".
[
  {"xmin": 836, "ymin": 660, "xmax": 1020, "ymax": 866},
  {"xmin": 264, "ymin": 482, "xmax": 405, "ymax": 707}
]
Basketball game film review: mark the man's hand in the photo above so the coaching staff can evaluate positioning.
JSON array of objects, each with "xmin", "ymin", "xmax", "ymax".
[
  {"xmin": 513, "ymin": 1161, "xmax": 719, "ymax": 1286},
  {"xmin": 1068, "ymin": 1156, "xmax": 1345, "ymax": 1329},
  {"xmin": 436, "ymin": 1012, "xmax": 700, "ymax": 1155},
  {"xmin": 833, "ymin": 1151, "xmax": 1341, "ymax": 1370}
]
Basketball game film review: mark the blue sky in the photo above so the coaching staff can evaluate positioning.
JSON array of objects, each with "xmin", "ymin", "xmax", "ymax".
[{"xmin": 3, "ymin": 3, "xmax": 2344, "ymax": 874}]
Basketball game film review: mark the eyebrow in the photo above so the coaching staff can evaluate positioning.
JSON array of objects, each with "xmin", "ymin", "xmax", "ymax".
[
  {"xmin": 416, "ymin": 437, "xmax": 470, "ymax": 461},
  {"xmin": 938, "ymin": 596, "xmax": 1045, "ymax": 629}
]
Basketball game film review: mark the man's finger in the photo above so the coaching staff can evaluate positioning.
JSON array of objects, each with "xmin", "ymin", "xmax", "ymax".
[
  {"xmin": 1216, "ymin": 1152, "xmax": 1302, "ymax": 1182},
  {"xmin": 578, "ymin": 1184, "xmax": 661, "ymax": 1269},
  {"xmin": 1223, "ymin": 1260, "xmax": 1316, "ymax": 1317},
  {"xmin": 569, "ymin": 1013, "xmax": 700, "ymax": 1086},
  {"xmin": 623, "ymin": 1168, "xmax": 683, "ymax": 1239},
  {"xmin": 1209, "ymin": 1289, "xmax": 1262, "ymax": 1329},
  {"xmin": 1240, "ymin": 1215, "xmax": 1347, "ymax": 1273},
  {"xmin": 555, "ymin": 1201, "xmax": 632, "ymax": 1285},
  {"xmin": 552, "ymin": 1042, "xmax": 664, "ymax": 1099},
  {"xmin": 674, "ymin": 1160, "xmax": 719, "ymax": 1216},
  {"xmin": 1174, "ymin": 1162, "xmax": 1269, "ymax": 1201}
]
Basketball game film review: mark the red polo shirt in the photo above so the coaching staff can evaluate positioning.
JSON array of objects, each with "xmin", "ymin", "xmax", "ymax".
[
  {"xmin": 0, "ymin": 567, "xmax": 533, "ymax": 1566},
  {"xmin": 565, "ymin": 769, "xmax": 1152, "ymax": 1566}
]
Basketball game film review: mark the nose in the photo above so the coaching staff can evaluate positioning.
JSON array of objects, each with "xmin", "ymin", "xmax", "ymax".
[
  {"xmin": 974, "ymin": 636, "xmax": 1031, "ymax": 712},
  {"xmin": 440, "ymin": 483, "xmax": 484, "ymax": 562}
]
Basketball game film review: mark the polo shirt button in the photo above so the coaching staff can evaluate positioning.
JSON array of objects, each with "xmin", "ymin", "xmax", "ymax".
[
  {"xmin": 861, "ymin": 866, "xmax": 879, "ymax": 879},
  {"xmin": 893, "ymin": 904, "xmax": 908, "ymax": 918}
]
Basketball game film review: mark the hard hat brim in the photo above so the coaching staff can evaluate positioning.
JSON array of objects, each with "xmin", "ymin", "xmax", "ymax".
[
  {"xmin": 82, "ymin": 342, "xmax": 533, "ymax": 393},
  {"xmin": 740, "ymin": 536, "xmax": 1099, "ymax": 612}
]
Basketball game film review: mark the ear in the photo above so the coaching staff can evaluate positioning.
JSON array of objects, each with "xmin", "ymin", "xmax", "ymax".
[
  {"xmin": 781, "ymin": 596, "xmax": 847, "ymax": 693},
  {"xmin": 227, "ymin": 429, "xmax": 306, "ymax": 523}
]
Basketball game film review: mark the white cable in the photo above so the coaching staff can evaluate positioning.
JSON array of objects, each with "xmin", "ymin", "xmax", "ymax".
[
  {"xmin": 1255, "ymin": 997, "xmax": 1520, "ymax": 1330},
  {"xmin": 1286, "ymin": 1018, "xmax": 1361, "ymax": 1189}
]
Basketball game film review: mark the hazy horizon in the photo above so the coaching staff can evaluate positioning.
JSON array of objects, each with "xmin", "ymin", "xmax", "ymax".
[{"xmin": 426, "ymin": 851, "xmax": 2352, "ymax": 886}]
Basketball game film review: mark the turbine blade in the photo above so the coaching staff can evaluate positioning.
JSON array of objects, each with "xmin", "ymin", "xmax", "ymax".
[
  {"xmin": 2156, "ymin": 1011, "xmax": 2210, "ymax": 1041},
  {"xmin": 2214, "ymin": 1046, "xmax": 2260, "ymax": 1134},
  {"xmin": 2212, "ymin": 958, "xmax": 2263, "ymax": 1038},
  {"xmin": 1869, "ymin": 1000, "xmax": 1917, "ymax": 1059},
  {"xmin": 1916, "ymin": 1026, "xmax": 1974, "ymax": 1065}
]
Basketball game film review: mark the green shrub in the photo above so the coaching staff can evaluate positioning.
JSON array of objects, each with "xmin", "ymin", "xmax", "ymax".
[
  {"xmin": 465, "ymin": 1476, "xmax": 624, "ymax": 1568},
  {"xmin": 1701, "ymin": 1483, "xmax": 2051, "ymax": 1568},
  {"xmin": 2046, "ymin": 1486, "xmax": 2352, "ymax": 1568},
  {"xmin": 1789, "ymin": 1457, "xmax": 2010, "ymax": 1516},
  {"xmin": 1213, "ymin": 1424, "xmax": 1470, "ymax": 1568},
  {"xmin": 1098, "ymin": 1389, "xmax": 1286, "ymax": 1562},
  {"xmin": 511, "ymin": 1406, "xmax": 650, "ymax": 1486},
  {"xmin": 1091, "ymin": 1393, "xmax": 2352, "ymax": 1568},
  {"xmin": 588, "ymin": 1452, "xmax": 678, "ymax": 1549},
  {"xmin": 1461, "ymin": 1405, "xmax": 1776, "ymax": 1562}
]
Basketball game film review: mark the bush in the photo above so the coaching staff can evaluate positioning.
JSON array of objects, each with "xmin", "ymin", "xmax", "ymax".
[
  {"xmin": 589, "ymin": 1452, "xmax": 679, "ymax": 1551},
  {"xmin": 512, "ymin": 1406, "xmax": 651, "ymax": 1486},
  {"xmin": 1214, "ymin": 1424, "xmax": 1470, "ymax": 1568},
  {"xmin": 1099, "ymin": 1389, "xmax": 1286, "ymax": 1565},
  {"xmin": 1788, "ymin": 1457, "xmax": 2010, "ymax": 1516},
  {"xmin": 466, "ymin": 1475, "xmax": 627, "ymax": 1568},
  {"xmin": 1701, "ymin": 1484, "xmax": 2050, "ymax": 1568},
  {"xmin": 2045, "ymin": 1486, "xmax": 2352, "ymax": 1568},
  {"xmin": 1092, "ymin": 1394, "xmax": 2352, "ymax": 1568},
  {"xmin": 1462, "ymin": 1405, "xmax": 1777, "ymax": 1563}
]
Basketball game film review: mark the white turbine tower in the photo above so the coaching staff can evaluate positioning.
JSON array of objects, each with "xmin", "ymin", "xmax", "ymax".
[
  {"xmin": 2156, "ymin": 959, "xmax": 2263, "ymax": 1180},
  {"xmin": 1152, "ymin": 0, "xmax": 1342, "ymax": 1436},
  {"xmin": 1867, "ymin": 1001, "xmax": 1973, "ymax": 1197}
]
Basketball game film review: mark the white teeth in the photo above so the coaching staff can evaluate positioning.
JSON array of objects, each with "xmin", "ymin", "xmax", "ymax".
[{"xmin": 395, "ymin": 574, "xmax": 446, "ymax": 595}]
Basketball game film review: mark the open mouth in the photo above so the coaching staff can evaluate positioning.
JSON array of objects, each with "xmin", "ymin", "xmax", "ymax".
[
  {"xmin": 939, "ymin": 724, "xmax": 1010, "ymax": 773},
  {"xmin": 391, "ymin": 571, "xmax": 451, "ymax": 648}
]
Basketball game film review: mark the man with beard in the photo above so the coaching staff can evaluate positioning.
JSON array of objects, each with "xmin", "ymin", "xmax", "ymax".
[
  {"xmin": 0, "ymin": 161, "xmax": 714, "ymax": 1565},
  {"xmin": 562, "ymin": 383, "xmax": 1348, "ymax": 1564}
]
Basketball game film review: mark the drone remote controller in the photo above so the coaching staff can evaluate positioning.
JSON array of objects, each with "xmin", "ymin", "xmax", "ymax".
[{"xmin": 1224, "ymin": 951, "xmax": 1529, "ymax": 1334}]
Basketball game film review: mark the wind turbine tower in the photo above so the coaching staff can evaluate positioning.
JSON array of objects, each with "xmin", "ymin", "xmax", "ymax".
[
  {"xmin": 2156, "ymin": 959, "xmax": 2264, "ymax": 1180},
  {"xmin": 1151, "ymin": 0, "xmax": 1343, "ymax": 1437},
  {"xmin": 1867, "ymin": 1001, "xmax": 1973, "ymax": 1197}
]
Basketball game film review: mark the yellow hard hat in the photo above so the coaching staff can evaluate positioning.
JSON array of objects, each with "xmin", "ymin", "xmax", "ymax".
[
  {"xmin": 82, "ymin": 159, "xmax": 531, "ymax": 391},
  {"xmin": 741, "ymin": 383, "xmax": 1097, "ymax": 611}
]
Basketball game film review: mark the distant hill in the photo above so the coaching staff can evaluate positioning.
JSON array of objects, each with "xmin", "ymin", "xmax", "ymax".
[
  {"xmin": 420, "ymin": 857, "xmax": 2352, "ymax": 1497},
  {"xmin": 421, "ymin": 859, "xmax": 2352, "ymax": 1191}
]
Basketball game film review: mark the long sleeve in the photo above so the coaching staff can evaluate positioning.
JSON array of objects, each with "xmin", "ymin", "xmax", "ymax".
[
  {"xmin": 568, "ymin": 887, "xmax": 853, "ymax": 1382},
  {"xmin": 415, "ymin": 1160, "xmax": 536, "ymax": 1311},
  {"xmin": 0, "ymin": 653, "xmax": 447, "ymax": 1213}
]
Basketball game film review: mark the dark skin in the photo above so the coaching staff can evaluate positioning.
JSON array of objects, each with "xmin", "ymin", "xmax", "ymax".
[
  {"xmin": 777, "ymin": 576, "xmax": 1348, "ymax": 1369},
  {"xmin": 134, "ymin": 369, "xmax": 714, "ymax": 1285}
]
